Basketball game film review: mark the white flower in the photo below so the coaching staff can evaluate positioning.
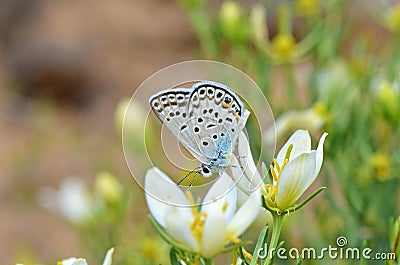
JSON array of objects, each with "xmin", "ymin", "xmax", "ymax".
[
  {"xmin": 58, "ymin": 248, "xmax": 114, "ymax": 265},
  {"xmin": 223, "ymin": 131, "xmax": 264, "ymax": 195},
  {"xmin": 263, "ymin": 107, "xmax": 325, "ymax": 145},
  {"xmin": 37, "ymin": 177, "xmax": 91, "ymax": 223},
  {"xmin": 144, "ymin": 168, "xmax": 261, "ymax": 258},
  {"xmin": 264, "ymin": 130, "xmax": 328, "ymax": 211}
]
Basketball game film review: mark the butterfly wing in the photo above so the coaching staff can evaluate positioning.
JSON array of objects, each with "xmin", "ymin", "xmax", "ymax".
[
  {"xmin": 149, "ymin": 88, "xmax": 203, "ymax": 159},
  {"xmin": 186, "ymin": 81, "xmax": 250, "ymax": 163}
]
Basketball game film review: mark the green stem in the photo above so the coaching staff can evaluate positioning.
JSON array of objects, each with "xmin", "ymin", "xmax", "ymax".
[
  {"xmin": 203, "ymin": 257, "xmax": 214, "ymax": 265},
  {"xmin": 264, "ymin": 214, "xmax": 284, "ymax": 265},
  {"xmin": 284, "ymin": 64, "xmax": 297, "ymax": 109}
]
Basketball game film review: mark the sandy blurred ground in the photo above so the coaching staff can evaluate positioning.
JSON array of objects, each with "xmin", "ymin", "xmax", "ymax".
[{"xmin": 0, "ymin": 1, "xmax": 192, "ymax": 263}]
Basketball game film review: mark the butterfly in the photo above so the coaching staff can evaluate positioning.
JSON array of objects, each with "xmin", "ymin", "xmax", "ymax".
[{"xmin": 149, "ymin": 81, "xmax": 250, "ymax": 186}]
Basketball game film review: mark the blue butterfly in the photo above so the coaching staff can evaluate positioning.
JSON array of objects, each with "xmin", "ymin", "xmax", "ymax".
[{"xmin": 150, "ymin": 81, "xmax": 250, "ymax": 186}]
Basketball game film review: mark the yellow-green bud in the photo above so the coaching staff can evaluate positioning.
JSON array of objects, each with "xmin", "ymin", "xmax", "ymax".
[
  {"xmin": 219, "ymin": 1, "xmax": 247, "ymax": 42},
  {"xmin": 95, "ymin": 171, "xmax": 123, "ymax": 203},
  {"xmin": 370, "ymin": 152, "xmax": 392, "ymax": 182},
  {"xmin": 249, "ymin": 4, "xmax": 268, "ymax": 47},
  {"xmin": 295, "ymin": 0, "xmax": 321, "ymax": 17},
  {"xmin": 377, "ymin": 81, "xmax": 399, "ymax": 121},
  {"xmin": 271, "ymin": 33, "xmax": 296, "ymax": 62}
]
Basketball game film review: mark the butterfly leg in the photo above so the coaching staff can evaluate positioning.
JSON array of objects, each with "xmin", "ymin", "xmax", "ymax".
[
  {"xmin": 188, "ymin": 171, "xmax": 200, "ymax": 190},
  {"xmin": 177, "ymin": 167, "xmax": 200, "ymax": 186}
]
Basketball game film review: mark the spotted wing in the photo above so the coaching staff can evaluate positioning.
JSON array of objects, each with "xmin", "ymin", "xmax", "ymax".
[
  {"xmin": 149, "ymin": 88, "xmax": 202, "ymax": 158},
  {"xmin": 186, "ymin": 81, "xmax": 250, "ymax": 163}
]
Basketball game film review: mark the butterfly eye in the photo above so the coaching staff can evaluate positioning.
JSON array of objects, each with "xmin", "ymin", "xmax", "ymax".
[{"xmin": 202, "ymin": 166, "xmax": 210, "ymax": 175}]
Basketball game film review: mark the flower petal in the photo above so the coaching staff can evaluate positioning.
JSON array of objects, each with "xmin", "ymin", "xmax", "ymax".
[
  {"xmin": 165, "ymin": 207, "xmax": 198, "ymax": 252},
  {"xmin": 296, "ymin": 132, "xmax": 328, "ymax": 197},
  {"xmin": 276, "ymin": 151, "xmax": 317, "ymax": 210},
  {"xmin": 276, "ymin": 130, "xmax": 311, "ymax": 165},
  {"xmin": 202, "ymin": 174, "xmax": 237, "ymax": 221},
  {"xmin": 314, "ymin": 132, "xmax": 328, "ymax": 178},
  {"xmin": 58, "ymin": 258, "xmax": 87, "ymax": 265},
  {"xmin": 201, "ymin": 206, "xmax": 227, "ymax": 258},
  {"xmin": 238, "ymin": 132, "xmax": 263, "ymax": 190},
  {"xmin": 102, "ymin": 248, "xmax": 114, "ymax": 265},
  {"xmin": 227, "ymin": 157, "xmax": 254, "ymax": 195},
  {"xmin": 72, "ymin": 259, "xmax": 88, "ymax": 265},
  {"xmin": 226, "ymin": 189, "xmax": 261, "ymax": 237},
  {"xmin": 144, "ymin": 167, "xmax": 190, "ymax": 227}
]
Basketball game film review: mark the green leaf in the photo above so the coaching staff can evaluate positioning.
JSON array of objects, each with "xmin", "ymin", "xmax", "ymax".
[
  {"xmin": 289, "ymin": 187, "xmax": 326, "ymax": 213},
  {"xmin": 169, "ymin": 248, "xmax": 181, "ymax": 265},
  {"xmin": 296, "ymin": 256, "xmax": 303, "ymax": 265},
  {"xmin": 268, "ymin": 241, "xmax": 285, "ymax": 265},
  {"xmin": 222, "ymin": 240, "xmax": 252, "ymax": 253},
  {"xmin": 250, "ymin": 225, "xmax": 269, "ymax": 265}
]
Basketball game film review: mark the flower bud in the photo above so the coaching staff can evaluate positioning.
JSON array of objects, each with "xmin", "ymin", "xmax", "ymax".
[
  {"xmin": 295, "ymin": 0, "xmax": 321, "ymax": 17},
  {"xmin": 219, "ymin": 1, "xmax": 248, "ymax": 42},
  {"xmin": 370, "ymin": 152, "xmax": 392, "ymax": 182},
  {"xmin": 95, "ymin": 171, "xmax": 123, "ymax": 204},
  {"xmin": 249, "ymin": 4, "xmax": 268, "ymax": 47},
  {"xmin": 271, "ymin": 34, "xmax": 296, "ymax": 62},
  {"xmin": 376, "ymin": 81, "xmax": 400, "ymax": 122}
]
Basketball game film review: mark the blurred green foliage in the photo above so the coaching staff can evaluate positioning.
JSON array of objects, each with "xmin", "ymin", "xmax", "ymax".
[{"xmin": 176, "ymin": 0, "xmax": 399, "ymax": 264}]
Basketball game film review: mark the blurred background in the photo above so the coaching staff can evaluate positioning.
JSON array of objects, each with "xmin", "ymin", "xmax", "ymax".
[
  {"xmin": 0, "ymin": 0, "xmax": 399, "ymax": 264},
  {"xmin": 0, "ymin": 1, "xmax": 192, "ymax": 264}
]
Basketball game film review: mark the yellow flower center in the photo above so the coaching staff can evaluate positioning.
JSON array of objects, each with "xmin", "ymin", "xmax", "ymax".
[
  {"xmin": 371, "ymin": 152, "xmax": 392, "ymax": 182},
  {"xmin": 295, "ymin": 0, "xmax": 320, "ymax": 17},
  {"xmin": 271, "ymin": 34, "xmax": 296, "ymax": 62},
  {"xmin": 185, "ymin": 191, "xmax": 208, "ymax": 244},
  {"xmin": 241, "ymin": 247, "xmax": 253, "ymax": 261},
  {"xmin": 191, "ymin": 211, "xmax": 208, "ymax": 243},
  {"xmin": 263, "ymin": 144, "xmax": 293, "ymax": 205}
]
